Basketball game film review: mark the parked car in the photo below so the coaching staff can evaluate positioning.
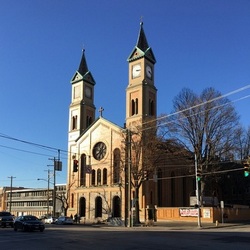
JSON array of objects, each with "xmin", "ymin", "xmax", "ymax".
[
  {"xmin": 44, "ymin": 216, "xmax": 57, "ymax": 224},
  {"xmin": 55, "ymin": 216, "xmax": 73, "ymax": 225},
  {"xmin": 0, "ymin": 211, "xmax": 14, "ymax": 228},
  {"xmin": 14, "ymin": 215, "xmax": 45, "ymax": 232},
  {"xmin": 38, "ymin": 214, "xmax": 47, "ymax": 220}
]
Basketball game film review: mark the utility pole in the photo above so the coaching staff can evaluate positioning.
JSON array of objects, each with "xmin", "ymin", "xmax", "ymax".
[
  {"xmin": 127, "ymin": 129, "xmax": 132, "ymax": 227},
  {"xmin": 53, "ymin": 157, "xmax": 56, "ymax": 218},
  {"xmin": 49, "ymin": 149, "xmax": 61, "ymax": 217},
  {"xmin": 8, "ymin": 176, "xmax": 16, "ymax": 214},
  {"xmin": 37, "ymin": 168, "xmax": 52, "ymax": 216},
  {"xmin": 47, "ymin": 163, "xmax": 54, "ymax": 217},
  {"xmin": 47, "ymin": 169, "xmax": 51, "ymax": 216},
  {"xmin": 195, "ymin": 153, "xmax": 202, "ymax": 228}
]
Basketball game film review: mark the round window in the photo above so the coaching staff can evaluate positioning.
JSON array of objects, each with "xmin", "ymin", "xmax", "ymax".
[{"xmin": 93, "ymin": 142, "xmax": 107, "ymax": 160}]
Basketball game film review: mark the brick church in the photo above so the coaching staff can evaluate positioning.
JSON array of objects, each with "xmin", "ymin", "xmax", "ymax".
[{"xmin": 66, "ymin": 22, "xmax": 194, "ymax": 223}]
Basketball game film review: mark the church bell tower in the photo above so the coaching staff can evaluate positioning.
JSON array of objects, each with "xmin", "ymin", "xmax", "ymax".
[
  {"xmin": 68, "ymin": 49, "xmax": 96, "ymax": 144},
  {"xmin": 126, "ymin": 22, "xmax": 157, "ymax": 128}
]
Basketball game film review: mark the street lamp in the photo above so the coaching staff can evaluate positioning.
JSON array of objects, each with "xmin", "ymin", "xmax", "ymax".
[
  {"xmin": 125, "ymin": 129, "xmax": 132, "ymax": 227},
  {"xmin": 37, "ymin": 170, "xmax": 53, "ymax": 216},
  {"xmin": 194, "ymin": 152, "xmax": 202, "ymax": 228},
  {"xmin": 8, "ymin": 176, "xmax": 16, "ymax": 213}
]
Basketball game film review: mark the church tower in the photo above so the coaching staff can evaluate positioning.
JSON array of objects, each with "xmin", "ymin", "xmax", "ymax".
[
  {"xmin": 68, "ymin": 49, "xmax": 96, "ymax": 144},
  {"xmin": 126, "ymin": 22, "xmax": 157, "ymax": 223},
  {"xmin": 126, "ymin": 22, "xmax": 157, "ymax": 128}
]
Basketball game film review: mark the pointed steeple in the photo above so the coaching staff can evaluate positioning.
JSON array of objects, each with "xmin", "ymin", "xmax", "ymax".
[
  {"xmin": 128, "ymin": 22, "xmax": 156, "ymax": 64},
  {"xmin": 71, "ymin": 49, "xmax": 95, "ymax": 85},
  {"xmin": 78, "ymin": 49, "xmax": 88, "ymax": 76},
  {"xmin": 136, "ymin": 22, "xmax": 149, "ymax": 52}
]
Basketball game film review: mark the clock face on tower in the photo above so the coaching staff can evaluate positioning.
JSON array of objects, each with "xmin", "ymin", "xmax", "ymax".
[
  {"xmin": 132, "ymin": 64, "xmax": 141, "ymax": 78},
  {"xmin": 85, "ymin": 86, "xmax": 92, "ymax": 98},
  {"xmin": 93, "ymin": 142, "xmax": 107, "ymax": 160},
  {"xmin": 146, "ymin": 65, "xmax": 152, "ymax": 79}
]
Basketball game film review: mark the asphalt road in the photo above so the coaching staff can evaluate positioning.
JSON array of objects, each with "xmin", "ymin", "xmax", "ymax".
[{"xmin": 1, "ymin": 222, "xmax": 250, "ymax": 250}]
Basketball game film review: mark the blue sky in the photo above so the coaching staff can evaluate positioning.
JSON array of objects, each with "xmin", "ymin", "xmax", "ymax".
[{"xmin": 0, "ymin": 0, "xmax": 250, "ymax": 188}]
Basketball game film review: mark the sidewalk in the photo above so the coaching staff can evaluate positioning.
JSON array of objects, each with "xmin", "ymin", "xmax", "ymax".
[
  {"xmin": 76, "ymin": 219, "xmax": 250, "ymax": 231},
  {"xmin": 150, "ymin": 220, "xmax": 250, "ymax": 230}
]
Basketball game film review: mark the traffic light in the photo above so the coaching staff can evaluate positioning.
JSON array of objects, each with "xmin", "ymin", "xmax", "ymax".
[
  {"xmin": 73, "ymin": 160, "xmax": 78, "ymax": 172},
  {"xmin": 197, "ymin": 169, "xmax": 201, "ymax": 181},
  {"xmin": 143, "ymin": 170, "xmax": 148, "ymax": 181},
  {"xmin": 242, "ymin": 157, "xmax": 250, "ymax": 177},
  {"xmin": 244, "ymin": 163, "xmax": 250, "ymax": 177}
]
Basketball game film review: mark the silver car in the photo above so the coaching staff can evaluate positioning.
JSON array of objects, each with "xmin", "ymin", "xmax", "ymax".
[
  {"xmin": 44, "ymin": 216, "xmax": 57, "ymax": 224},
  {"xmin": 55, "ymin": 216, "xmax": 73, "ymax": 225}
]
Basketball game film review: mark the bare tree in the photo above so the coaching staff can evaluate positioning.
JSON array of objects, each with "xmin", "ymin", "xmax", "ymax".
[
  {"xmin": 166, "ymin": 87, "xmax": 240, "ymax": 196},
  {"xmin": 56, "ymin": 181, "xmax": 75, "ymax": 216},
  {"xmin": 234, "ymin": 126, "xmax": 250, "ymax": 160},
  {"xmin": 123, "ymin": 118, "xmax": 183, "ymax": 224}
]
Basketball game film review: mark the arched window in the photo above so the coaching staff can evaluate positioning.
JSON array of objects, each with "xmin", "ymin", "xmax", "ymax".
[
  {"xmin": 72, "ymin": 115, "xmax": 77, "ymax": 130},
  {"xmin": 132, "ymin": 99, "xmax": 135, "ymax": 115},
  {"xmin": 135, "ymin": 98, "xmax": 138, "ymax": 114},
  {"xmin": 113, "ymin": 148, "xmax": 121, "ymax": 184},
  {"xmin": 103, "ymin": 168, "xmax": 107, "ymax": 185},
  {"xmin": 91, "ymin": 169, "xmax": 96, "ymax": 186},
  {"xmin": 112, "ymin": 196, "xmax": 121, "ymax": 217},
  {"xmin": 71, "ymin": 193, "xmax": 74, "ymax": 208},
  {"xmin": 80, "ymin": 154, "xmax": 86, "ymax": 186},
  {"xmin": 95, "ymin": 196, "xmax": 102, "ymax": 218},
  {"xmin": 97, "ymin": 169, "xmax": 101, "ymax": 185},
  {"xmin": 86, "ymin": 116, "xmax": 92, "ymax": 127},
  {"xmin": 131, "ymin": 98, "xmax": 138, "ymax": 116},
  {"xmin": 157, "ymin": 168, "xmax": 163, "ymax": 207},
  {"xmin": 149, "ymin": 99, "xmax": 154, "ymax": 116},
  {"xmin": 171, "ymin": 171, "xmax": 175, "ymax": 207},
  {"xmin": 79, "ymin": 197, "xmax": 86, "ymax": 217}
]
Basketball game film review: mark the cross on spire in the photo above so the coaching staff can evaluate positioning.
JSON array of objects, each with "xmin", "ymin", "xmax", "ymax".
[
  {"xmin": 98, "ymin": 107, "xmax": 104, "ymax": 117},
  {"xmin": 140, "ymin": 16, "xmax": 143, "ymax": 25}
]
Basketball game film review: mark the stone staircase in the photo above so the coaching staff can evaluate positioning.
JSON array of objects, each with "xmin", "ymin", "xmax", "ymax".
[{"xmin": 108, "ymin": 217, "xmax": 124, "ymax": 227}]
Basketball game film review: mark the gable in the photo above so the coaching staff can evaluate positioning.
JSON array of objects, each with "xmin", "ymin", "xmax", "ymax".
[
  {"xmin": 145, "ymin": 48, "xmax": 156, "ymax": 64},
  {"xmin": 83, "ymin": 71, "xmax": 95, "ymax": 85},
  {"xmin": 70, "ymin": 71, "xmax": 95, "ymax": 85},
  {"xmin": 76, "ymin": 118, "xmax": 123, "ymax": 154},
  {"xmin": 127, "ymin": 47, "xmax": 144, "ymax": 62},
  {"xmin": 71, "ymin": 72, "xmax": 83, "ymax": 83}
]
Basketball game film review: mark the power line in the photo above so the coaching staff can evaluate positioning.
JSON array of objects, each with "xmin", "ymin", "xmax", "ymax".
[
  {"xmin": 151, "ymin": 166, "xmax": 245, "ymax": 181},
  {"xmin": 1, "ymin": 85, "xmax": 250, "ymax": 165},
  {"xmin": 155, "ymin": 94, "xmax": 250, "ymax": 130},
  {"xmin": 0, "ymin": 133, "xmax": 68, "ymax": 160},
  {"xmin": 141, "ymin": 85, "xmax": 250, "ymax": 131},
  {"xmin": 0, "ymin": 144, "xmax": 56, "ymax": 158},
  {"xmin": 0, "ymin": 133, "xmax": 66, "ymax": 152}
]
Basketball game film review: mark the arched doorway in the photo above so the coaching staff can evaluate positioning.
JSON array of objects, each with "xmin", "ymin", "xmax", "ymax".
[
  {"xmin": 95, "ymin": 196, "xmax": 102, "ymax": 218},
  {"xmin": 79, "ymin": 197, "xmax": 86, "ymax": 217},
  {"xmin": 157, "ymin": 168, "xmax": 163, "ymax": 207},
  {"xmin": 112, "ymin": 196, "xmax": 121, "ymax": 217},
  {"xmin": 171, "ymin": 171, "xmax": 175, "ymax": 206}
]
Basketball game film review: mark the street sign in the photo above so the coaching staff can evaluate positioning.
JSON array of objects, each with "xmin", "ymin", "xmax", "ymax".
[{"xmin": 54, "ymin": 160, "xmax": 62, "ymax": 171}]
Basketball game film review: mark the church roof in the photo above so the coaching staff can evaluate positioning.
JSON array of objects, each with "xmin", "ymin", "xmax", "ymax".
[
  {"xmin": 136, "ymin": 22, "xmax": 149, "ymax": 52},
  {"xmin": 71, "ymin": 49, "xmax": 96, "ymax": 85},
  {"xmin": 78, "ymin": 49, "xmax": 88, "ymax": 76},
  {"xmin": 75, "ymin": 116, "xmax": 123, "ymax": 142},
  {"xmin": 128, "ymin": 22, "xmax": 156, "ymax": 64}
]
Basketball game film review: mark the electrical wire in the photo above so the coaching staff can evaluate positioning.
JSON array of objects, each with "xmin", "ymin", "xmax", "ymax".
[
  {"xmin": 141, "ymin": 84, "xmax": 250, "ymax": 128},
  {"xmin": 0, "ymin": 85, "xmax": 249, "ymax": 169},
  {"xmin": 151, "ymin": 166, "xmax": 245, "ymax": 181},
  {"xmin": 0, "ymin": 144, "xmax": 56, "ymax": 158}
]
